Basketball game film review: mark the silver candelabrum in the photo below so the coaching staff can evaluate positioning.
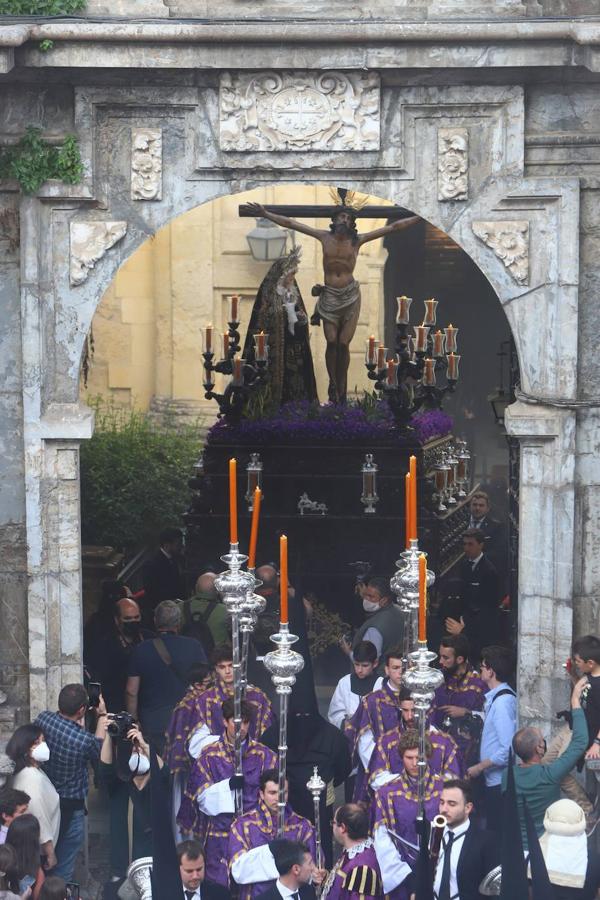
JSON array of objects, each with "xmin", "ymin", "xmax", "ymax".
[
  {"xmin": 263, "ymin": 623, "xmax": 305, "ymax": 836},
  {"xmin": 402, "ymin": 642, "xmax": 445, "ymax": 821},
  {"xmin": 215, "ymin": 543, "xmax": 256, "ymax": 816},
  {"xmin": 240, "ymin": 571, "xmax": 267, "ymax": 698},
  {"xmin": 307, "ymin": 766, "xmax": 326, "ymax": 874},
  {"xmin": 390, "ymin": 540, "xmax": 435, "ymax": 667}
]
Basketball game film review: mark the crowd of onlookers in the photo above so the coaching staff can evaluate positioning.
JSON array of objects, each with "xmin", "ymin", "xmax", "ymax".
[{"xmin": 2, "ymin": 496, "xmax": 600, "ymax": 899}]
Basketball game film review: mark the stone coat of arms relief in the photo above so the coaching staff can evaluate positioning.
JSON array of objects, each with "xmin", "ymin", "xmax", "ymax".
[{"xmin": 219, "ymin": 71, "xmax": 380, "ymax": 152}]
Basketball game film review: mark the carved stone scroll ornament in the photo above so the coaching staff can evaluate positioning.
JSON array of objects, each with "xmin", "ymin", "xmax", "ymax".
[
  {"xmin": 131, "ymin": 127, "xmax": 162, "ymax": 201},
  {"xmin": 472, "ymin": 220, "xmax": 529, "ymax": 285},
  {"xmin": 438, "ymin": 127, "xmax": 468, "ymax": 201},
  {"xmin": 219, "ymin": 71, "xmax": 380, "ymax": 152},
  {"xmin": 70, "ymin": 221, "xmax": 127, "ymax": 286}
]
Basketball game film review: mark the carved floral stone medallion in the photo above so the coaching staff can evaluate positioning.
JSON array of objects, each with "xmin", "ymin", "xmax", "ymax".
[
  {"xmin": 472, "ymin": 220, "xmax": 529, "ymax": 285},
  {"xmin": 219, "ymin": 71, "xmax": 380, "ymax": 152}
]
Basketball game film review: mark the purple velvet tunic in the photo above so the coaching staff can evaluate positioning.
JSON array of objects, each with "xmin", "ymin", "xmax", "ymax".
[
  {"xmin": 373, "ymin": 769, "xmax": 445, "ymax": 900},
  {"xmin": 164, "ymin": 684, "xmax": 207, "ymax": 775},
  {"xmin": 228, "ymin": 801, "xmax": 316, "ymax": 900},
  {"xmin": 368, "ymin": 725, "xmax": 460, "ymax": 787},
  {"xmin": 320, "ymin": 839, "xmax": 384, "ymax": 900},
  {"xmin": 177, "ymin": 738, "xmax": 276, "ymax": 885},
  {"xmin": 345, "ymin": 683, "xmax": 403, "ymax": 801},
  {"xmin": 189, "ymin": 681, "xmax": 273, "ymax": 743},
  {"xmin": 431, "ymin": 670, "xmax": 487, "ymax": 773}
]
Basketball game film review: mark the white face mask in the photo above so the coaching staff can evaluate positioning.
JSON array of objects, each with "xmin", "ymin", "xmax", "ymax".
[
  {"xmin": 129, "ymin": 753, "xmax": 150, "ymax": 775},
  {"xmin": 363, "ymin": 598, "xmax": 380, "ymax": 613},
  {"xmin": 31, "ymin": 742, "xmax": 50, "ymax": 763}
]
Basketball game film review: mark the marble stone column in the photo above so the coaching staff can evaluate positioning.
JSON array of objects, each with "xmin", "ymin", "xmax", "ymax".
[{"xmin": 505, "ymin": 399, "xmax": 576, "ymax": 728}]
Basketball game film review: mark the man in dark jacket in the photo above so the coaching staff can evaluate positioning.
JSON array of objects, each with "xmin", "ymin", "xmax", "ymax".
[
  {"xmin": 430, "ymin": 779, "xmax": 498, "ymax": 900},
  {"xmin": 142, "ymin": 527, "xmax": 186, "ymax": 624},
  {"xmin": 177, "ymin": 839, "xmax": 231, "ymax": 900},
  {"xmin": 446, "ymin": 531, "xmax": 501, "ymax": 661}
]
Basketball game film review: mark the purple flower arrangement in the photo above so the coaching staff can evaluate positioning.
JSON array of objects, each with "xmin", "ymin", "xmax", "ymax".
[{"xmin": 207, "ymin": 401, "xmax": 453, "ymax": 447}]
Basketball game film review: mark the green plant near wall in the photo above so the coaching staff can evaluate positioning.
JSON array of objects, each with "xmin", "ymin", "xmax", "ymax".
[
  {"xmin": 0, "ymin": 127, "xmax": 84, "ymax": 194},
  {"xmin": 0, "ymin": 0, "xmax": 85, "ymax": 13},
  {"xmin": 80, "ymin": 399, "xmax": 203, "ymax": 557}
]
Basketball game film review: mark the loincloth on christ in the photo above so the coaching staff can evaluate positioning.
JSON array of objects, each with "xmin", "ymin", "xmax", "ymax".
[{"xmin": 316, "ymin": 279, "xmax": 361, "ymax": 326}]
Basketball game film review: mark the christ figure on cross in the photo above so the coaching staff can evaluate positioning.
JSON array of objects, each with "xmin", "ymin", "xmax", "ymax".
[{"xmin": 247, "ymin": 200, "xmax": 420, "ymax": 404}]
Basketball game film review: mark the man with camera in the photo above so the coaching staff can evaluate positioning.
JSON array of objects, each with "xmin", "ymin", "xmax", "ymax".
[{"xmin": 35, "ymin": 683, "xmax": 107, "ymax": 882}]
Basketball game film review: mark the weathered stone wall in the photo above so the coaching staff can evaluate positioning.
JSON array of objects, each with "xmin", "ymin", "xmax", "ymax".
[{"xmin": 0, "ymin": 13, "xmax": 599, "ymax": 731}]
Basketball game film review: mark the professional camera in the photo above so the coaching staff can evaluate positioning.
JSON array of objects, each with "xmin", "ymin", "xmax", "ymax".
[{"xmin": 107, "ymin": 711, "xmax": 136, "ymax": 740}]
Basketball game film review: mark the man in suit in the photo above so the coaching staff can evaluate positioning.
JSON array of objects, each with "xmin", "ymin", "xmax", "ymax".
[
  {"xmin": 260, "ymin": 839, "xmax": 317, "ymax": 900},
  {"xmin": 468, "ymin": 492, "xmax": 507, "ymax": 580},
  {"xmin": 142, "ymin": 527, "xmax": 186, "ymax": 624},
  {"xmin": 446, "ymin": 530, "xmax": 501, "ymax": 661},
  {"xmin": 177, "ymin": 839, "xmax": 230, "ymax": 900},
  {"xmin": 429, "ymin": 780, "xmax": 498, "ymax": 900}
]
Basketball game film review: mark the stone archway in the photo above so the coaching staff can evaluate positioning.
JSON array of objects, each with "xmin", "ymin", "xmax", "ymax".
[{"xmin": 19, "ymin": 78, "xmax": 578, "ymax": 730}]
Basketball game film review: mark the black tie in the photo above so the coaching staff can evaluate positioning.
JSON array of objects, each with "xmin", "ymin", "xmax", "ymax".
[
  {"xmin": 291, "ymin": 893, "xmax": 300, "ymax": 900},
  {"xmin": 185, "ymin": 891, "xmax": 196, "ymax": 900},
  {"xmin": 438, "ymin": 832, "xmax": 454, "ymax": 900}
]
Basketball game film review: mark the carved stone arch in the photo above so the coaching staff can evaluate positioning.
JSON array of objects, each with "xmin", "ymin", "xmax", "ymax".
[{"xmin": 21, "ymin": 79, "xmax": 579, "ymax": 727}]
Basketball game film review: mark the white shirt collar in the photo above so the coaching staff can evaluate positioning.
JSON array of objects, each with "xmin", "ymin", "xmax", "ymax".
[
  {"xmin": 182, "ymin": 888, "xmax": 200, "ymax": 900},
  {"xmin": 469, "ymin": 552, "xmax": 483, "ymax": 567},
  {"xmin": 276, "ymin": 879, "xmax": 300, "ymax": 898},
  {"xmin": 445, "ymin": 818, "xmax": 471, "ymax": 839}
]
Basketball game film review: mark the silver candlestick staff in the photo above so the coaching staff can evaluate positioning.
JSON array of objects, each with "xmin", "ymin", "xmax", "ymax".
[
  {"xmin": 263, "ymin": 623, "xmax": 305, "ymax": 836},
  {"xmin": 402, "ymin": 642, "xmax": 444, "ymax": 822},
  {"xmin": 307, "ymin": 767, "xmax": 326, "ymax": 880},
  {"xmin": 239, "ymin": 573, "xmax": 266, "ymax": 698},
  {"xmin": 390, "ymin": 539, "xmax": 434, "ymax": 668},
  {"xmin": 215, "ymin": 544, "xmax": 255, "ymax": 816}
]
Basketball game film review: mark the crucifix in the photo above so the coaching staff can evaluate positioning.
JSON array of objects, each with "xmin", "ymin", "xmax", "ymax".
[{"xmin": 239, "ymin": 189, "xmax": 420, "ymax": 404}]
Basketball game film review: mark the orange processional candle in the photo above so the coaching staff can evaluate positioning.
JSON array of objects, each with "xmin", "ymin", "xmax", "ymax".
[
  {"xmin": 229, "ymin": 458, "xmax": 238, "ymax": 545},
  {"xmin": 405, "ymin": 472, "xmax": 411, "ymax": 550},
  {"xmin": 409, "ymin": 454, "xmax": 417, "ymax": 541},
  {"xmin": 280, "ymin": 534, "xmax": 289, "ymax": 624},
  {"xmin": 248, "ymin": 487, "xmax": 262, "ymax": 569},
  {"xmin": 418, "ymin": 553, "xmax": 427, "ymax": 642}
]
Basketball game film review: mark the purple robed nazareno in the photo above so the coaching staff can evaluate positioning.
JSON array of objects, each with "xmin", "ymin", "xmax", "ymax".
[
  {"xmin": 432, "ymin": 670, "xmax": 487, "ymax": 772},
  {"xmin": 189, "ymin": 680, "xmax": 273, "ymax": 743},
  {"xmin": 164, "ymin": 683, "xmax": 207, "ymax": 775},
  {"xmin": 368, "ymin": 724, "xmax": 460, "ymax": 787},
  {"xmin": 373, "ymin": 769, "xmax": 445, "ymax": 900},
  {"xmin": 177, "ymin": 738, "xmax": 276, "ymax": 884},
  {"xmin": 345, "ymin": 683, "xmax": 403, "ymax": 801},
  {"xmin": 320, "ymin": 838, "xmax": 385, "ymax": 900},
  {"xmin": 228, "ymin": 800, "xmax": 316, "ymax": 900}
]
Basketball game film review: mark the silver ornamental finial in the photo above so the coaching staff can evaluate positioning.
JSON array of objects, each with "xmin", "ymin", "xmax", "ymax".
[
  {"xmin": 126, "ymin": 857, "xmax": 153, "ymax": 899},
  {"xmin": 307, "ymin": 766, "xmax": 326, "ymax": 797}
]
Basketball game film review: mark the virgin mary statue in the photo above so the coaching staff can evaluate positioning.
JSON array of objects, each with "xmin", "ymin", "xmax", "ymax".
[{"xmin": 243, "ymin": 246, "xmax": 318, "ymax": 411}]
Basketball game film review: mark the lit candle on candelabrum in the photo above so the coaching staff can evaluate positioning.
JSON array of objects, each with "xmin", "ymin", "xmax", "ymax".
[
  {"xmin": 223, "ymin": 332, "xmax": 230, "ymax": 357},
  {"xmin": 447, "ymin": 353, "xmax": 461, "ymax": 380},
  {"xmin": 405, "ymin": 472, "xmax": 411, "ymax": 550},
  {"xmin": 230, "ymin": 294, "xmax": 239, "ymax": 323},
  {"xmin": 409, "ymin": 454, "xmax": 417, "ymax": 541},
  {"xmin": 248, "ymin": 487, "xmax": 262, "ymax": 570},
  {"xmin": 254, "ymin": 331, "xmax": 267, "ymax": 361},
  {"xmin": 432, "ymin": 330, "xmax": 445, "ymax": 358},
  {"xmin": 280, "ymin": 535, "xmax": 289, "ymax": 625},
  {"xmin": 205, "ymin": 324, "xmax": 213, "ymax": 352},
  {"xmin": 414, "ymin": 325, "xmax": 429, "ymax": 353},
  {"xmin": 229, "ymin": 458, "xmax": 238, "ymax": 545},
  {"xmin": 423, "ymin": 358, "xmax": 436, "ymax": 386},
  {"xmin": 396, "ymin": 295, "xmax": 412, "ymax": 324},
  {"xmin": 366, "ymin": 335, "xmax": 376, "ymax": 364},
  {"xmin": 444, "ymin": 324, "xmax": 458, "ymax": 353},
  {"xmin": 232, "ymin": 357, "xmax": 244, "ymax": 386},
  {"xmin": 377, "ymin": 344, "xmax": 386, "ymax": 370},
  {"xmin": 386, "ymin": 359, "xmax": 398, "ymax": 386},
  {"xmin": 418, "ymin": 553, "xmax": 427, "ymax": 642},
  {"xmin": 423, "ymin": 298, "xmax": 438, "ymax": 326}
]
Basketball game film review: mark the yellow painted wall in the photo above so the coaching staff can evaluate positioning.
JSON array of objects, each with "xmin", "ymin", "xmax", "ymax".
[{"xmin": 82, "ymin": 185, "xmax": 391, "ymax": 418}]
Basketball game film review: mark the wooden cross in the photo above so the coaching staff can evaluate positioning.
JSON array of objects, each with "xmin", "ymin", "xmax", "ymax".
[{"xmin": 238, "ymin": 187, "xmax": 414, "ymax": 221}]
